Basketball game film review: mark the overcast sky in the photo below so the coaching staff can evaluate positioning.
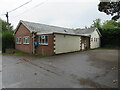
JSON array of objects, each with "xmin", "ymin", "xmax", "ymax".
[{"xmin": 0, "ymin": 0, "xmax": 112, "ymax": 29}]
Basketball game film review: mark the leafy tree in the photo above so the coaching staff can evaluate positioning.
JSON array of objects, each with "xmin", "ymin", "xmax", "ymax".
[
  {"xmin": 90, "ymin": 18, "xmax": 102, "ymax": 29},
  {"xmin": 102, "ymin": 20, "xmax": 120, "ymax": 29},
  {"xmin": 98, "ymin": 1, "xmax": 120, "ymax": 21},
  {"xmin": 0, "ymin": 19, "xmax": 13, "ymax": 32}
]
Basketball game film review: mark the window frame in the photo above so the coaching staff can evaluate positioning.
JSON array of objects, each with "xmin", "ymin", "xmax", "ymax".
[
  {"xmin": 23, "ymin": 36, "xmax": 30, "ymax": 44},
  {"xmin": 39, "ymin": 35, "xmax": 48, "ymax": 45},
  {"xmin": 16, "ymin": 37, "xmax": 22, "ymax": 44}
]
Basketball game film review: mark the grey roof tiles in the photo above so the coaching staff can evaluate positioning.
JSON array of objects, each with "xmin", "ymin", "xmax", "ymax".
[{"xmin": 17, "ymin": 20, "xmax": 98, "ymax": 37}]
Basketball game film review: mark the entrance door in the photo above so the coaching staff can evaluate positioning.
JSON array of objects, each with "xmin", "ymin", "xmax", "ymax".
[{"xmin": 81, "ymin": 39, "xmax": 85, "ymax": 50}]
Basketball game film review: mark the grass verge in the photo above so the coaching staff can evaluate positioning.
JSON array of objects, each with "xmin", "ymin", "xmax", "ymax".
[{"xmin": 3, "ymin": 49, "xmax": 50, "ymax": 58}]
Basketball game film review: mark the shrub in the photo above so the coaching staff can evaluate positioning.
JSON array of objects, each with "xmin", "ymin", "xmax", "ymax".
[{"xmin": 2, "ymin": 31, "xmax": 15, "ymax": 53}]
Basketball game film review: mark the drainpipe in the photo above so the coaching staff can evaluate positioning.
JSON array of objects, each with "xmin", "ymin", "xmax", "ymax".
[{"xmin": 32, "ymin": 32, "xmax": 35, "ymax": 54}]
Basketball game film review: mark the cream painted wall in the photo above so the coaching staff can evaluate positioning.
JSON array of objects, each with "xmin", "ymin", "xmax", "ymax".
[
  {"xmin": 90, "ymin": 30, "xmax": 100, "ymax": 49},
  {"xmin": 54, "ymin": 34, "xmax": 80, "ymax": 54}
]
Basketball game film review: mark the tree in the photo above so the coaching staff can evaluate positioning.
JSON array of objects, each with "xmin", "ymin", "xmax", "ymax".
[
  {"xmin": 102, "ymin": 20, "xmax": 120, "ymax": 29},
  {"xmin": 0, "ymin": 19, "xmax": 13, "ymax": 32},
  {"xmin": 90, "ymin": 18, "xmax": 102, "ymax": 29},
  {"xmin": 98, "ymin": 1, "xmax": 120, "ymax": 21},
  {"xmin": 0, "ymin": 19, "xmax": 14, "ymax": 52}
]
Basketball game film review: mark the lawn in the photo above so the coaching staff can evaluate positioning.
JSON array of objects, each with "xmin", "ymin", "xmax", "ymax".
[{"xmin": 3, "ymin": 49, "xmax": 50, "ymax": 58}]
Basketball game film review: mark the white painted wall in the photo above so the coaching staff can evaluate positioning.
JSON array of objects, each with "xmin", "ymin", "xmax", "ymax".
[
  {"xmin": 54, "ymin": 34, "xmax": 80, "ymax": 54},
  {"xmin": 90, "ymin": 30, "xmax": 100, "ymax": 49}
]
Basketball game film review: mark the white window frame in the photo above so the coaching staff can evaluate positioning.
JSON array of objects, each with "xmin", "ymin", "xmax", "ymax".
[
  {"xmin": 39, "ymin": 35, "xmax": 48, "ymax": 45},
  {"xmin": 23, "ymin": 36, "xmax": 30, "ymax": 44},
  {"xmin": 16, "ymin": 37, "xmax": 22, "ymax": 44}
]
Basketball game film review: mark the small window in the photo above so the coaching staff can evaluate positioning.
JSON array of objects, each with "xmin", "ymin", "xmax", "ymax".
[
  {"xmin": 94, "ymin": 38, "xmax": 96, "ymax": 42},
  {"xmin": 23, "ymin": 36, "xmax": 29, "ymax": 44},
  {"xmin": 16, "ymin": 37, "xmax": 22, "ymax": 44},
  {"xmin": 39, "ymin": 35, "xmax": 48, "ymax": 45},
  {"xmin": 91, "ymin": 38, "xmax": 93, "ymax": 42}
]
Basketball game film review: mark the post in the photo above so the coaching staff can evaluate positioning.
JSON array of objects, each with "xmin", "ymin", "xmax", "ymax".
[
  {"xmin": 5, "ymin": 12, "xmax": 9, "ymax": 31},
  {"xmin": 32, "ymin": 32, "xmax": 35, "ymax": 54}
]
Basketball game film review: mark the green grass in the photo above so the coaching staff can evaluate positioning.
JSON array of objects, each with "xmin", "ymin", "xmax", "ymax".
[
  {"xmin": 3, "ymin": 49, "xmax": 50, "ymax": 58},
  {"xmin": 13, "ymin": 50, "xmax": 34, "ymax": 56}
]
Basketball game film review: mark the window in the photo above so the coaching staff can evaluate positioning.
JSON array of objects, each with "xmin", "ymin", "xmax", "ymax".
[
  {"xmin": 96, "ymin": 38, "xmax": 97, "ymax": 42},
  {"xmin": 16, "ymin": 37, "xmax": 22, "ymax": 44},
  {"xmin": 39, "ymin": 35, "xmax": 48, "ymax": 45},
  {"xmin": 91, "ymin": 38, "xmax": 93, "ymax": 42},
  {"xmin": 94, "ymin": 38, "xmax": 96, "ymax": 42},
  {"xmin": 23, "ymin": 36, "xmax": 29, "ymax": 44}
]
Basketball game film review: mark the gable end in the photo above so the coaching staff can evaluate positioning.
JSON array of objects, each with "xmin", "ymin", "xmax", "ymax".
[{"xmin": 14, "ymin": 22, "xmax": 31, "ymax": 35}]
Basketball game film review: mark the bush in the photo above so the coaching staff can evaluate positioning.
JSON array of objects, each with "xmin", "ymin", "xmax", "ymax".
[
  {"xmin": 100, "ymin": 28, "xmax": 120, "ymax": 48},
  {"xmin": 2, "ymin": 31, "xmax": 15, "ymax": 53}
]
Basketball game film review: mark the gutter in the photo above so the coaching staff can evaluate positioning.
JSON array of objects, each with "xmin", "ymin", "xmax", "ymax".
[
  {"xmin": 37, "ymin": 32, "xmax": 90, "ymax": 37},
  {"xmin": 32, "ymin": 32, "xmax": 36, "ymax": 54}
]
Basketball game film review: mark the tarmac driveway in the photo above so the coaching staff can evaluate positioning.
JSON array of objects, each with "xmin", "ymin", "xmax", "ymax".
[{"xmin": 2, "ymin": 49, "xmax": 118, "ymax": 88}]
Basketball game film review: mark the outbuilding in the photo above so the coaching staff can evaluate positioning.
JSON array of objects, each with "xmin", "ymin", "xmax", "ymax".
[{"xmin": 74, "ymin": 28, "xmax": 102, "ymax": 49}]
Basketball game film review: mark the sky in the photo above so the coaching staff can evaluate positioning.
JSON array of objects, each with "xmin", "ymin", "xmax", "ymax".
[{"xmin": 0, "ymin": 0, "xmax": 112, "ymax": 29}]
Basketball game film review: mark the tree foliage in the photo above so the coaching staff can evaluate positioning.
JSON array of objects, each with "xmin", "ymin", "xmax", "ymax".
[
  {"xmin": 98, "ymin": 1, "xmax": 120, "ymax": 21},
  {"xmin": 90, "ymin": 18, "xmax": 101, "ymax": 29},
  {"xmin": 102, "ymin": 20, "xmax": 120, "ymax": 29},
  {"xmin": 0, "ymin": 19, "xmax": 13, "ymax": 32},
  {"xmin": 0, "ymin": 19, "xmax": 14, "ymax": 52}
]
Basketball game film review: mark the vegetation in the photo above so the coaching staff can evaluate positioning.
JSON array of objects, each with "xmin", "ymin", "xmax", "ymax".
[
  {"xmin": 98, "ymin": 1, "xmax": 120, "ymax": 21},
  {"xmin": 90, "ymin": 18, "xmax": 101, "ymax": 29},
  {"xmin": 0, "ymin": 19, "xmax": 15, "ymax": 53},
  {"xmin": 3, "ymin": 49, "xmax": 50, "ymax": 58},
  {"xmin": 0, "ymin": 20, "xmax": 2, "ymax": 51}
]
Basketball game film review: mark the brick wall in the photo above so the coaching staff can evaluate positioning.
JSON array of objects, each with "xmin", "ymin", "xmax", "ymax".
[
  {"xmin": 35, "ymin": 34, "xmax": 54, "ymax": 56},
  {"xmin": 15, "ymin": 23, "xmax": 33, "ymax": 54}
]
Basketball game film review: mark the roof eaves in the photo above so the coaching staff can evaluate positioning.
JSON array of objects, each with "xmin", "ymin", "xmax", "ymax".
[
  {"xmin": 53, "ymin": 32, "xmax": 90, "ymax": 37},
  {"xmin": 95, "ymin": 28, "xmax": 102, "ymax": 37}
]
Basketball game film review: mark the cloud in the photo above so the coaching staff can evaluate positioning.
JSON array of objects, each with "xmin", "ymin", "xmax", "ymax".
[{"xmin": 0, "ymin": 0, "xmax": 112, "ymax": 29}]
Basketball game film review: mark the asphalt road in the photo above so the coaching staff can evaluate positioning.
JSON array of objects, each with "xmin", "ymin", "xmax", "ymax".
[{"xmin": 2, "ymin": 49, "xmax": 118, "ymax": 88}]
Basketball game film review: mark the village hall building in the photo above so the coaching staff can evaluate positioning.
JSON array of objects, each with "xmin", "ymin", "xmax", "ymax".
[{"xmin": 14, "ymin": 20, "xmax": 101, "ymax": 55}]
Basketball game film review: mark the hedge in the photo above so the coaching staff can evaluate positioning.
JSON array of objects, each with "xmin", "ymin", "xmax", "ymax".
[
  {"xmin": 99, "ymin": 28, "xmax": 120, "ymax": 48},
  {"xmin": 2, "ymin": 31, "xmax": 15, "ymax": 53}
]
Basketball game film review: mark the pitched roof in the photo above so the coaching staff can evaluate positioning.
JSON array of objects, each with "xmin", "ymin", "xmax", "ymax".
[
  {"xmin": 21, "ymin": 20, "xmax": 74, "ymax": 34},
  {"xmin": 74, "ymin": 28, "xmax": 96, "ymax": 34},
  {"xmin": 16, "ymin": 20, "xmax": 102, "ymax": 37},
  {"xmin": 74, "ymin": 28, "xmax": 102, "ymax": 36}
]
